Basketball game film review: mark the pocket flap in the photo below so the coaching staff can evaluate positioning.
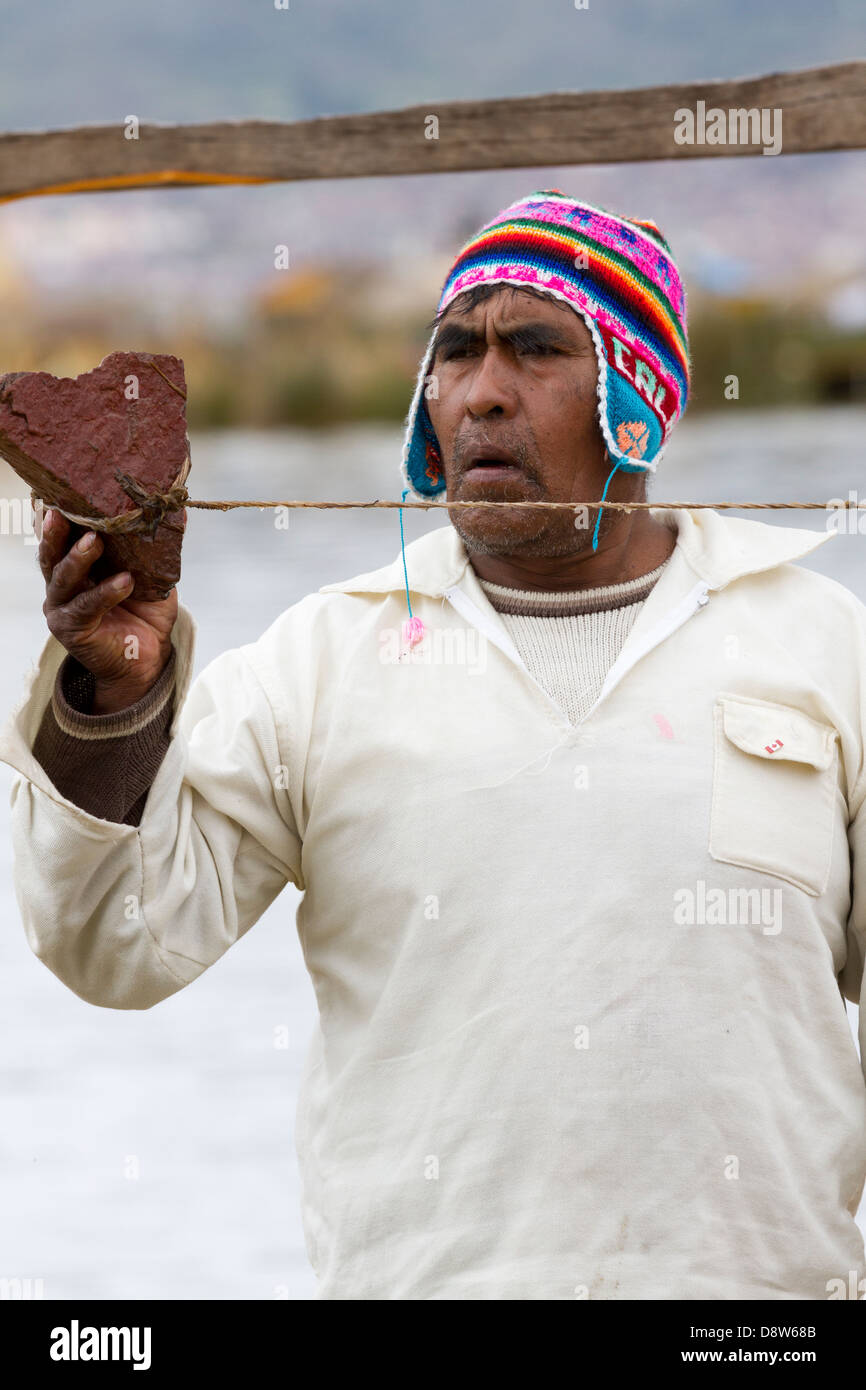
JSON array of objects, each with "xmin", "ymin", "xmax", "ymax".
[{"xmin": 718, "ymin": 695, "xmax": 837, "ymax": 771}]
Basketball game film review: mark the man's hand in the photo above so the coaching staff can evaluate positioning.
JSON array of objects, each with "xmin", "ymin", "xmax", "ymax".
[{"xmin": 38, "ymin": 507, "xmax": 179, "ymax": 714}]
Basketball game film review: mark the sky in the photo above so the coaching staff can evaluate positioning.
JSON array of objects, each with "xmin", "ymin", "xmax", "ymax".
[{"xmin": 0, "ymin": 0, "xmax": 863, "ymax": 128}]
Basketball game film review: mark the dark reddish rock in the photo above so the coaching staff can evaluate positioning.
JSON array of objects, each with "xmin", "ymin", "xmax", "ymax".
[{"xmin": 0, "ymin": 352, "xmax": 189, "ymax": 600}]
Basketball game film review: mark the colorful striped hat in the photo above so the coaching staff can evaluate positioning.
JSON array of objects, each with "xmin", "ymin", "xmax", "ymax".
[{"xmin": 401, "ymin": 190, "xmax": 690, "ymax": 499}]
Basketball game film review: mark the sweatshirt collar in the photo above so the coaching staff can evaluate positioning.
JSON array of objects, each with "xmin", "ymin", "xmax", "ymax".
[{"xmin": 318, "ymin": 507, "xmax": 836, "ymax": 599}]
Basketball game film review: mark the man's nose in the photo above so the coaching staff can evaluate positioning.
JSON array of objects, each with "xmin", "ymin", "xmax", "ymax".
[{"xmin": 463, "ymin": 348, "xmax": 518, "ymax": 420}]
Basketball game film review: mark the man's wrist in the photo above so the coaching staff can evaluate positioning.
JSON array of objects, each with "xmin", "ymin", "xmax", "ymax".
[{"xmin": 91, "ymin": 654, "xmax": 174, "ymax": 715}]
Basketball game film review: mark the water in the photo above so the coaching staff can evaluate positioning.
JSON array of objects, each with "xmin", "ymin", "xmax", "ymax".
[{"xmin": 1, "ymin": 408, "xmax": 865, "ymax": 1299}]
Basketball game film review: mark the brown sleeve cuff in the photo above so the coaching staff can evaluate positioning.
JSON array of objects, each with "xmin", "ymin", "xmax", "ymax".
[{"xmin": 31, "ymin": 648, "xmax": 178, "ymax": 826}]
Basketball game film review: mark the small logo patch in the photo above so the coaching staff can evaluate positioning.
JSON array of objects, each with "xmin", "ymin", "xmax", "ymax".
[
  {"xmin": 616, "ymin": 420, "xmax": 650, "ymax": 458},
  {"xmin": 764, "ymin": 739, "xmax": 784, "ymax": 754}
]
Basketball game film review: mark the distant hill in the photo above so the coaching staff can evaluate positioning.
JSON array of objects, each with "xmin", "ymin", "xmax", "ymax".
[{"xmin": 0, "ymin": 0, "xmax": 863, "ymax": 129}]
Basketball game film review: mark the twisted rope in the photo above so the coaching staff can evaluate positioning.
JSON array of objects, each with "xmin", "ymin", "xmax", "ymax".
[
  {"xmin": 31, "ymin": 455, "xmax": 191, "ymax": 538},
  {"xmin": 29, "ymin": 474, "xmax": 866, "ymax": 536},
  {"xmin": 175, "ymin": 498, "xmax": 866, "ymax": 512}
]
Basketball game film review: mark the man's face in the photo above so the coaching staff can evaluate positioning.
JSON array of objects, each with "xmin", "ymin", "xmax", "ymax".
[{"xmin": 426, "ymin": 285, "xmax": 637, "ymax": 558}]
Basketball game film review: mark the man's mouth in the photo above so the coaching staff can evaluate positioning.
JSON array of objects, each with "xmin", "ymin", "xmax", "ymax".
[{"xmin": 461, "ymin": 447, "xmax": 526, "ymax": 484}]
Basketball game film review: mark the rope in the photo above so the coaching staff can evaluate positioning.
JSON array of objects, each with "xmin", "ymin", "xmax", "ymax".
[
  {"xmin": 29, "ymin": 483, "xmax": 866, "ymax": 536},
  {"xmin": 31, "ymin": 456, "xmax": 191, "ymax": 538}
]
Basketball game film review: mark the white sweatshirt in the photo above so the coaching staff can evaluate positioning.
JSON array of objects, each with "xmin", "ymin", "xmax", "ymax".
[{"xmin": 2, "ymin": 506, "xmax": 866, "ymax": 1300}]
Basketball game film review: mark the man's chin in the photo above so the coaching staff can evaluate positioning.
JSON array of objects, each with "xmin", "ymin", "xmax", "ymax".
[{"xmin": 447, "ymin": 505, "xmax": 585, "ymax": 559}]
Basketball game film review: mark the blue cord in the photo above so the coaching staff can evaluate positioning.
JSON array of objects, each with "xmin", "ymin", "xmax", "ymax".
[
  {"xmin": 592, "ymin": 459, "xmax": 620, "ymax": 552},
  {"xmin": 399, "ymin": 487, "xmax": 413, "ymax": 619}
]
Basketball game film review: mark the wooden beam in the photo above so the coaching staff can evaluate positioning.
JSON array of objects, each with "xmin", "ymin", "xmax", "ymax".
[{"xmin": 1, "ymin": 61, "xmax": 863, "ymax": 203}]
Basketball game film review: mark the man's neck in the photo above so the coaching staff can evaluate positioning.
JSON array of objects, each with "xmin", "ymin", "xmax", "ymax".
[{"xmin": 465, "ymin": 512, "xmax": 677, "ymax": 592}]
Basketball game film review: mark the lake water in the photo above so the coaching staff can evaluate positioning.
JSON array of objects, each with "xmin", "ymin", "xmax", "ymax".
[{"xmin": 1, "ymin": 408, "xmax": 866, "ymax": 1300}]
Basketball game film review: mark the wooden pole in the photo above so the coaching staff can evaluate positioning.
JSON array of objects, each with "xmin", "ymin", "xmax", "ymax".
[{"xmin": 0, "ymin": 61, "xmax": 863, "ymax": 203}]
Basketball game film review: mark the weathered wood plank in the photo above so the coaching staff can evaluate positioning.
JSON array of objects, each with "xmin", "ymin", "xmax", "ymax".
[{"xmin": 0, "ymin": 61, "xmax": 863, "ymax": 203}]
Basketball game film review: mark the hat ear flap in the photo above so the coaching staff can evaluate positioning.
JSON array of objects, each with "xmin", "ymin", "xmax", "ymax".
[
  {"xmin": 417, "ymin": 398, "xmax": 445, "ymax": 490},
  {"xmin": 401, "ymin": 332, "xmax": 447, "ymax": 499},
  {"xmin": 579, "ymin": 310, "xmax": 664, "ymax": 476}
]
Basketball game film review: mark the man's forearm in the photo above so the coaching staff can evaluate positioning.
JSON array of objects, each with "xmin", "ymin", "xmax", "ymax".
[{"xmin": 31, "ymin": 648, "xmax": 177, "ymax": 826}]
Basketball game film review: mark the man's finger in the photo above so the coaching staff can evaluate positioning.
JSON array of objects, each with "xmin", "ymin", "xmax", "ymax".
[
  {"xmin": 44, "ymin": 529, "xmax": 105, "ymax": 609},
  {"xmin": 55, "ymin": 572, "xmax": 134, "ymax": 630},
  {"xmin": 37, "ymin": 508, "xmax": 72, "ymax": 583}
]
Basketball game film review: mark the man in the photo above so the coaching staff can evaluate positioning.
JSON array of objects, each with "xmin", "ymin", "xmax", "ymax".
[{"xmin": 2, "ymin": 191, "xmax": 866, "ymax": 1301}]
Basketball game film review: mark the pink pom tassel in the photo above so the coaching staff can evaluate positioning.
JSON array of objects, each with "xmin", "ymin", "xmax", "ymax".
[{"xmin": 402, "ymin": 615, "xmax": 426, "ymax": 648}]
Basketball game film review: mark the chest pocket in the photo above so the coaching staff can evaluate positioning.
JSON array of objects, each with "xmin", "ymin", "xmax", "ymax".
[{"xmin": 709, "ymin": 693, "xmax": 840, "ymax": 896}]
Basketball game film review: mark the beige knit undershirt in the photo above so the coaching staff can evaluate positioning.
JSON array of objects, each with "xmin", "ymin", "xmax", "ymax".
[{"xmin": 477, "ymin": 557, "xmax": 671, "ymax": 725}]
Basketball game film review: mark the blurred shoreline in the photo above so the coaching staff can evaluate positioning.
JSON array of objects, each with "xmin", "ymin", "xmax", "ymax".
[{"xmin": 0, "ymin": 260, "xmax": 864, "ymax": 429}]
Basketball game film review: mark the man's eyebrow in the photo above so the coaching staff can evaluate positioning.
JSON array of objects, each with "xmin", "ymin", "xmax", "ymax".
[
  {"xmin": 432, "ymin": 322, "xmax": 481, "ymax": 357},
  {"xmin": 504, "ymin": 322, "xmax": 578, "ymax": 351},
  {"xmin": 432, "ymin": 320, "xmax": 579, "ymax": 357}
]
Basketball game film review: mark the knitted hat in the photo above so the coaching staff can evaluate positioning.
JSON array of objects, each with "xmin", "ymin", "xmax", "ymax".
[{"xmin": 401, "ymin": 190, "xmax": 690, "ymax": 499}]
